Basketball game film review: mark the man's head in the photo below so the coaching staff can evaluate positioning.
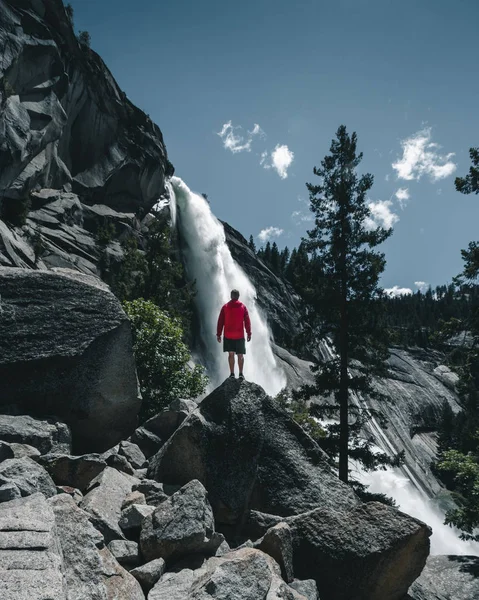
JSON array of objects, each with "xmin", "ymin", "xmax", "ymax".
[{"xmin": 231, "ymin": 289, "xmax": 240, "ymax": 300}]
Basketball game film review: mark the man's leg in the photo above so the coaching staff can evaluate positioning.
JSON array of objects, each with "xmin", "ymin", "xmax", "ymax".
[
  {"xmin": 238, "ymin": 354, "xmax": 244, "ymax": 376},
  {"xmin": 228, "ymin": 352, "xmax": 235, "ymax": 375}
]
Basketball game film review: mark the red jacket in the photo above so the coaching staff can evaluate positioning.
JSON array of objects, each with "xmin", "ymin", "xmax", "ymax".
[{"xmin": 217, "ymin": 300, "xmax": 251, "ymax": 340}]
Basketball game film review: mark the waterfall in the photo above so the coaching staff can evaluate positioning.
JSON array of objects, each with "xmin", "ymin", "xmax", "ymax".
[{"xmin": 169, "ymin": 177, "xmax": 286, "ymax": 396}]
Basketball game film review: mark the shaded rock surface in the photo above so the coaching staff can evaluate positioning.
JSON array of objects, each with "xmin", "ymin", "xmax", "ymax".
[
  {"xmin": 0, "ymin": 457, "xmax": 56, "ymax": 498},
  {"xmin": 140, "ymin": 479, "xmax": 223, "ymax": 563},
  {"xmin": 130, "ymin": 557, "xmax": 165, "ymax": 593},
  {"xmin": 0, "ymin": 268, "xmax": 140, "ymax": 452},
  {"xmin": 38, "ymin": 453, "xmax": 106, "ymax": 492},
  {"xmin": 0, "ymin": 414, "xmax": 71, "ymax": 455},
  {"xmin": 148, "ymin": 379, "xmax": 357, "ymax": 525},
  {"xmin": 255, "ymin": 521, "xmax": 294, "ymax": 583},
  {"xmin": 408, "ymin": 555, "xmax": 479, "ymax": 600}
]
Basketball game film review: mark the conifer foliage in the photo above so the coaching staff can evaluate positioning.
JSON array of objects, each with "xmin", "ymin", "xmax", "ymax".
[{"xmin": 298, "ymin": 125, "xmax": 393, "ymax": 483}]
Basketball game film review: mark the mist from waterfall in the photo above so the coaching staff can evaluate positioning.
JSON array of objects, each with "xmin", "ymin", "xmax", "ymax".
[{"xmin": 169, "ymin": 177, "xmax": 286, "ymax": 396}]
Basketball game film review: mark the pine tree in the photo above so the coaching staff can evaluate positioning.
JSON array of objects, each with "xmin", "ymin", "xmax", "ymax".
[
  {"xmin": 280, "ymin": 246, "xmax": 290, "ymax": 274},
  {"xmin": 248, "ymin": 235, "xmax": 256, "ymax": 253},
  {"xmin": 299, "ymin": 125, "xmax": 393, "ymax": 483},
  {"xmin": 270, "ymin": 242, "xmax": 280, "ymax": 274},
  {"xmin": 263, "ymin": 241, "xmax": 272, "ymax": 266},
  {"xmin": 455, "ymin": 147, "xmax": 479, "ymax": 195}
]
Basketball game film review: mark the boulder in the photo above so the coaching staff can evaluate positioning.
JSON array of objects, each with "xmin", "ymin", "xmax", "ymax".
[
  {"xmin": 0, "ymin": 415, "xmax": 71, "ymax": 455},
  {"xmin": 285, "ymin": 502, "xmax": 431, "ymax": 600},
  {"xmin": 144, "ymin": 398, "xmax": 197, "ymax": 441},
  {"xmin": 0, "ymin": 268, "xmax": 141, "ymax": 452},
  {"xmin": 49, "ymin": 494, "xmax": 144, "ymax": 600},
  {"xmin": 289, "ymin": 579, "xmax": 320, "ymax": 600},
  {"xmin": 0, "ymin": 482, "xmax": 21, "ymax": 502},
  {"xmin": 255, "ymin": 522, "xmax": 294, "ymax": 583},
  {"xmin": 133, "ymin": 479, "xmax": 169, "ymax": 506},
  {"xmin": 38, "ymin": 453, "xmax": 106, "ymax": 492},
  {"xmin": 0, "ymin": 493, "xmax": 64, "ymax": 599},
  {"xmin": 80, "ymin": 467, "xmax": 139, "ymax": 543},
  {"xmin": 0, "ymin": 458, "xmax": 56, "ymax": 498},
  {"xmin": 122, "ymin": 490, "xmax": 147, "ymax": 510},
  {"xmin": 130, "ymin": 558, "xmax": 165, "ymax": 593},
  {"xmin": 148, "ymin": 379, "xmax": 357, "ymax": 525},
  {"xmin": 140, "ymin": 479, "xmax": 223, "ymax": 563},
  {"xmin": 149, "ymin": 547, "xmax": 307, "ymax": 600},
  {"xmin": 8, "ymin": 443, "xmax": 41, "ymax": 459},
  {"xmin": 107, "ymin": 539, "xmax": 140, "ymax": 568},
  {"xmin": 56, "ymin": 486, "xmax": 83, "ymax": 505},
  {"xmin": 119, "ymin": 441, "xmax": 147, "ymax": 469},
  {"xmin": 130, "ymin": 427, "xmax": 163, "ymax": 458},
  {"xmin": 119, "ymin": 503, "xmax": 155, "ymax": 537},
  {"xmin": 106, "ymin": 453, "xmax": 136, "ymax": 475},
  {"xmin": 408, "ymin": 555, "xmax": 479, "ymax": 600}
]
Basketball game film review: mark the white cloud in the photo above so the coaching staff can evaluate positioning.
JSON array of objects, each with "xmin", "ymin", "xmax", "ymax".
[
  {"xmin": 217, "ymin": 120, "xmax": 265, "ymax": 154},
  {"xmin": 260, "ymin": 150, "xmax": 270, "ymax": 169},
  {"xmin": 385, "ymin": 286, "xmax": 413, "ymax": 297},
  {"xmin": 395, "ymin": 187, "xmax": 410, "ymax": 209},
  {"xmin": 271, "ymin": 144, "xmax": 294, "ymax": 179},
  {"xmin": 291, "ymin": 210, "xmax": 313, "ymax": 224},
  {"xmin": 364, "ymin": 200, "xmax": 399, "ymax": 231},
  {"xmin": 415, "ymin": 281, "xmax": 429, "ymax": 293},
  {"xmin": 258, "ymin": 226, "xmax": 284, "ymax": 243},
  {"xmin": 392, "ymin": 128, "xmax": 456, "ymax": 182}
]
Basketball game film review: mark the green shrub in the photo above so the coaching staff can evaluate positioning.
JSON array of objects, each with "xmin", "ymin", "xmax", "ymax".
[
  {"xmin": 124, "ymin": 299, "xmax": 208, "ymax": 421},
  {"xmin": 78, "ymin": 30, "xmax": 91, "ymax": 47}
]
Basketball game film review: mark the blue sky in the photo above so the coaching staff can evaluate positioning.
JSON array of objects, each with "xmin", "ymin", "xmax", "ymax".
[{"xmin": 70, "ymin": 0, "xmax": 479, "ymax": 293}]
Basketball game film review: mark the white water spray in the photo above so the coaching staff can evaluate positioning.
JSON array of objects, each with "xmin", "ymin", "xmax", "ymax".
[{"xmin": 169, "ymin": 177, "xmax": 286, "ymax": 396}]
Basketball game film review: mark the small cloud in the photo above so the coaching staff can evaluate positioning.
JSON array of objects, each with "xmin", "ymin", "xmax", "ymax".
[
  {"xmin": 395, "ymin": 187, "xmax": 410, "ymax": 209},
  {"xmin": 392, "ymin": 127, "xmax": 456, "ymax": 182},
  {"xmin": 364, "ymin": 200, "xmax": 399, "ymax": 231},
  {"xmin": 271, "ymin": 144, "xmax": 294, "ymax": 179},
  {"xmin": 415, "ymin": 281, "xmax": 429, "ymax": 293},
  {"xmin": 385, "ymin": 174, "xmax": 390, "ymax": 182},
  {"xmin": 260, "ymin": 150, "xmax": 271, "ymax": 169},
  {"xmin": 217, "ymin": 120, "xmax": 265, "ymax": 154},
  {"xmin": 385, "ymin": 286, "xmax": 413, "ymax": 297},
  {"xmin": 258, "ymin": 226, "xmax": 284, "ymax": 243},
  {"xmin": 291, "ymin": 210, "xmax": 313, "ymax": 224}
]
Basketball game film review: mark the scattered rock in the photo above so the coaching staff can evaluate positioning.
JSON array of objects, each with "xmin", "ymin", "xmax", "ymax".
[
  {"xmin": 122, "ymin": 490, "xmax": 146, "ymax": 510},
  {"xmin": 0, "ymin": 442, "xmax": 14, "ymax": 463},
  {"xmin": 38, "ymin": 453, "xmax": 106, "ymax": 492},
  {"xmin": 0, "ymin": 268, "xmax": 141, "ymax": 453},
  {"xmin": 0, "ymin": 414, "xmax": 71, "ymax": 455},
  {"xmin": 0, "ymin": 494, "xmax": 64, "ymax": 599},
  {"xmin": 130, "ymin": 557, "xmax": 166, "ymax": 594},
  {"xmin": 255, "ymin": 521, "xmax": 294, "ymax": 583},
  {"xmin": 0, "ymin": 458, "xmax": 56, "ymax": 498},
  {"xmin": 144, "ymin": 398, "xmax": 197, "ymax": 441},
  {"xmin": 108, "ymin": 539, "xmax": 140, "ymax": 568},
  {"xmin": 56, "ymin": 486, "xmax": 83, "ymax": 505},
  {"xmin": 131, "ymin": 427, "xmax": 163, "ymax": 458},
  {"xmin": 7, "ymin": 443, "xmax": 41, "ymax": 459},
  {"xmin": 80, "ymin": 467, "xmax": 139, "ymax": 543},
  {"xmin": 148, "ymin": 379, "xmax": 357, "ymax": 525},
  {"xmin": 0, "ymin": 482, "xmax": 21, "ymax": 502},
  {"xmin": 215, "ymin": 538, "xmax": 231, "ymax": 557},
  {"xmin": 140, "ymin": 479, "xmax": 223, "ymax": 563},
  {"xmin": 408, "ymin": 555, "xmax": 479, "ymax": 600},
  {"xmin": 106, "ymin": 452, "xmax": 136, "ymax": 475},
  {"xmin": 289, "ymin": 579, "xmax": 320, "ymax": 600},
  {"xmin": 119, "ymin": 503, "xmax": 155, "ymax": 537},
  {"xmin": 119, "ymin": 440, "xmax": 147, "ymax": 469},
  {"xmin": 133, "ymin": 479, "xmax": 169, "ymax": 506}
]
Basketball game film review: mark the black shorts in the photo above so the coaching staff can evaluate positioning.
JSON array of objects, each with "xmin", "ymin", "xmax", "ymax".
[{"xmin": 223, "ymin": 337, "xmax": 246, "ymax": 355}]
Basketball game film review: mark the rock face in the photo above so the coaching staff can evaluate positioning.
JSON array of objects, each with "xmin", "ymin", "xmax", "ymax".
[
  {"xmin": 408, "ymin": 555, "xmax": 479, "ymax": 600},
  {"xmin": 0, "ymin": 458, "xmax": 56, "ymax": 498},
  {"xmin": 148, "ymin": 379, "xmax": 358, "ymax": 525},
  {"xmin": 0, "ymin": 0, "xmax": 171, "ymax": 211},
  {"xmin": 0, "ymin": 415, "xmax": 71, "ymax": 454},
  {"xmin": 0, "ymin": 268, "xmax": 141, "ymax": 452}
]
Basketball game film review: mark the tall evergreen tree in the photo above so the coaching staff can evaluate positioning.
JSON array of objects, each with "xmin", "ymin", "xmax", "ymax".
[
  {"xmin": 270, "ymin": 242, "xmax": 280, "ymax": 274},
  {"xmin": 280, "ymin": 246, "xmax": 290, "ymax": 274},
  {"xmin": 263, "ymin": 241, "xmax": 272, "ymax": 265},
  {"xmin": 248, "ymin": 235, "xmax": 256, "ymax": 253},
  {"xmin": 299, "ymin": 125, "xmax": 392, "ymax": 483}
]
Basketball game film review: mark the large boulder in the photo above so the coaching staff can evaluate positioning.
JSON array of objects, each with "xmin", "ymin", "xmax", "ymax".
[
  {"xmin": 140, "ymin": 479, "xmax": 223, "ymax": 564},
  {"xmin": 148, "ymin": 379, "xmax": 358, "ymax": 525},
  {"xmin": 0, "ymin": 268, "xmax": 141, "ymax": 452},
  {"xmin": 408, "ymin": 555, "xmax": 479, "ymax": 600},
  {"xmin": 0, "ymin": 415, "xmax": 71, "ymax": 455},
  {"xmin": 0, "ymin": 493, "xmax": 65, "ymax": 599},
  {"xmin": 0, "ymin": 458, "xmax": 57, "ymax": 498},
  {"xmin": 38, "ymin": 453, "xmax": 107, "ymax": 492}
]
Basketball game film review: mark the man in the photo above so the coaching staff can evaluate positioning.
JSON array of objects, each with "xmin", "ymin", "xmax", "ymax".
[{"xmin": 216, "ymin": 289, "xmax": 252, "ymax": 380}]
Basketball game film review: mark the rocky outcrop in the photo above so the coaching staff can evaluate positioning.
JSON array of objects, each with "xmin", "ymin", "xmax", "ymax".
[
  {"xmin": 0, "ymin": 414, "xmax": 71, "ymax": 454},
  {"xmin": 0, "ymin": 0, "xmax": 171, "ymax": 211},
  {"xmin": 148, "ymin": 379, "xmax": 358, "ymax": 525},
  {"xmin": 0, "ymin": 267, "xmax": 141, "ymax": 452},
  {"xmin": 408, "ymin": 555, "xmax": 479, "ymax": 600}
]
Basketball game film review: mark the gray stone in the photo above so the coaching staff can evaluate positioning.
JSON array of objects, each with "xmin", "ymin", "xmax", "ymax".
[
  {"xmin": 133, "ymin": 479, "xmax": 169, "ymax": 506},
  {"xmin": 119, "ymin": 440, "xmax": 147, "ymax": 469},
  {"xmin": 106, "ymin": 452, "xmax": 136, "ymax": 475},
  {"xmin": 130, "ymin": 427, "xmax": 163, "ymax": 458},
  {"xmin": 408, "ymin": 555, "xmax": 479, "ymax": 600},
  {"xmin": 0, "ymin": 493, "xmax": 64, "ymax": 599},
  {"xmin": 56, "ymin": 486, "xmax": 83, "ymax": 505},
  {"xmin": 38, "ymin": 453, "xmax": 106, "ymax": 492},
  {"xmin": 215, "ymin": 538, "xmax": 231, "ymax": 557},
  {"xmin": 80, "ymin": 467, "xmax": 139, "ymax": 543},
  {"xmin": 49, "ymin": 494, "xmax": 144, "ymax": 600},
  {"xmin": 140, "ymin": 479, "xmax": 223, "ymax": 563},
  {"xmin": 285, "ymin": 502, "xmax": 431, "ymax": 600},
  {"xmin": 148, "ymin": 379, "xmax": 358, "ymax": 525},
  {"xmin": 130, "ymin": 558, "xmax": 165, "ymax": 593},
  {"xmin": 0, "ymin": 458, "xmax": 56, "ymax": 498},
  {"xmin": 289, "ymin": 580, "xmax": 320, "ymax": 600},
  {"xmin": 8, "ymin": 443, "xmax": 41, "ymax": 459},
  {"xmin": 143, "ymin": 398, "xmax": 197, "ymax": 441},
  {"xmin": 255, "ymin": 522, "xmax": 294, "ymax": 583},
  {"xmin": 0, "ymin": 414, "xmax": 71, "ymax": 455},
  {"xmin": 0, "ymin": 441, "xmax": 14, "ymax": 462},
  {"xmin": 0, "ymin": 482, "xmax": 21, "ymax": 502},
  {"xmin": 122, "ymin": 490, "xmax": 146, "ymax": 510},
  {"xmin": 119, "ymin": 503, "xmax": 155, "ymax": 536},
  {"xmin": 0, "ymin": 268, "xmax": 141, "ymax": 453},
  {"xmin": 107, "ymin": 539, "xmax": 140, "ymax": 568}
]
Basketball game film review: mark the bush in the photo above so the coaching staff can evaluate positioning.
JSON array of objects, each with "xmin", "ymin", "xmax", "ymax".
[
  {"xmin": 78, "ymin": 30, "xmax": 91, "ymax": 47},
  {"xmin": 124, "ymin": 299, "xmax": 208, "ymax": 421}
]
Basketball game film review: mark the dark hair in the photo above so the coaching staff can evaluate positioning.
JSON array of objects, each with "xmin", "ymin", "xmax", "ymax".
[{"xmin": 231, "ymin": 289, "xmax": 240, "ymax": 300}]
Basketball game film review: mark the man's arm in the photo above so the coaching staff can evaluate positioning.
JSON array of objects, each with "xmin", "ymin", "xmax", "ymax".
[
  {"xmin": 244, "ymin": 307, "xmax": 252, "ymax": 342},
  {"xmin": 216, "ymin": 306, "xmax": 225, "ymax": 342}
]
